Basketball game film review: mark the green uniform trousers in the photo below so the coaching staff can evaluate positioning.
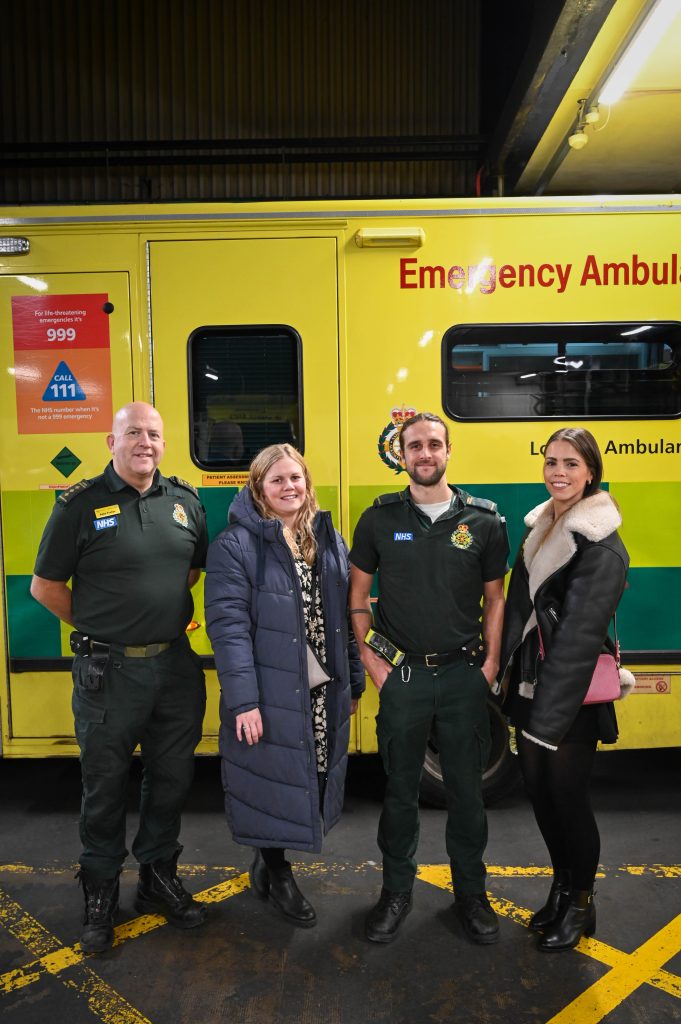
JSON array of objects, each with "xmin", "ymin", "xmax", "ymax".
[
  {"xmin": 376, "ymin": 658, "xmax": 491, "ymax": 894},
  {"xmin": 72, "ymin": 635, "xmax": 206, "ymax": 880}
]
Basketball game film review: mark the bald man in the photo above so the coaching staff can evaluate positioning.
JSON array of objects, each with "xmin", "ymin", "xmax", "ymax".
[{"xmin": 32, "ymin": 403, "xmax": 208, "ymax": 953}]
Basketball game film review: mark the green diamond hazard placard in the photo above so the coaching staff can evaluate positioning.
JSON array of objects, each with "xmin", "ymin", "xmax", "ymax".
[{"xmin": 50, "ymin": 447, "xmax": 82, "ymax": 478}]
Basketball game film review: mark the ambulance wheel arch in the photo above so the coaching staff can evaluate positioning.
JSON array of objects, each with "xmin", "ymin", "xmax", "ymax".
[{"xmin": 419, "ymin": 700, "xmax": 519, "ymax": 807}]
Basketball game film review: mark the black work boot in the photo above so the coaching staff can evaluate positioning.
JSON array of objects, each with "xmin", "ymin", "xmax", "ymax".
[
  {"xmin": 267, "ymin": 862, "xmax": 317, "ymax": 928},
  {"xmin": 365, "ymin": 887, "xmax": 413, "ymax": 943},
  {"xmin": 455, "ymin": 892, "xmax": 499, "ymax": 945},
  {"xmin": 77, "ymin": 870, "xmax": 120, "ymax": 954},
  {"xmin": 539, "ymin": 889, "xmax": 596, "ymax": 952},
  {"xmin": 529, "ymin": 869, "xmax": 572, "ymax": 932},
  {"xmin": 135, "ymin": 851, "xmax": 205, "ymax": 928},
  {"xmin": 249, "ymin": 848, "xmax": 270, "ymax": 900}
]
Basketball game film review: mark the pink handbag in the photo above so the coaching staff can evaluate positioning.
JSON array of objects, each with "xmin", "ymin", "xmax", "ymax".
[
  {"xmin": 583, "ymin": 652, "xmax": 621, "ymax": 704},
  {"xmin": 537, "ymin": 614, "xmax": 622, "ymax": 705}
]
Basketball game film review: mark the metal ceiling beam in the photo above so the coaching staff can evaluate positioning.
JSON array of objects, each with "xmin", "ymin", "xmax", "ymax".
[{"xmin": 486, "ymin": 0, "xmax": 618, "ymax": 193}]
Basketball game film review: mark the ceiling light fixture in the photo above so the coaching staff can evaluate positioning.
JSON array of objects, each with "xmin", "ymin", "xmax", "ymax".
[
  {"xmin": 568, "ymin": 99, "xmax": 590, "ymax": 150},
  {"xmin": 598, "ymin": 0, "xmax": 681, "ymax": 106}
]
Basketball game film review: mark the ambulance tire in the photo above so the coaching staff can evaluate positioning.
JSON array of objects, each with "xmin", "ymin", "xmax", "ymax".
[{"xmin": 419, "ymin": 700, "xmax": 520, "ymax": 808}]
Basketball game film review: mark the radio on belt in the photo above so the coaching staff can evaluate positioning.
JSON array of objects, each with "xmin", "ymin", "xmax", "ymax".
[{"xmin": 364, "ymin": 628, "xmax": 405, "ymax": 667}]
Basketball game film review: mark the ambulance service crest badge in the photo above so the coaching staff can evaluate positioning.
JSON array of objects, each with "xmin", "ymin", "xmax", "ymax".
[
  {"xmin": 173, "ymin": 503, "xmax": 189, "ymax": 528},
  {"xmin": 451, "ymin": 523, "xmax": 473, "ymax": 549},
  {"xmin": 377, "ymin": 405, "xmax": 416, "ymax": 474}
]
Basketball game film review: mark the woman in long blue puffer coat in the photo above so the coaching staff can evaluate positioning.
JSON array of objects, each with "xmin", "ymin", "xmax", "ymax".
[{"xmin": 205, "ymin": 443, "xmax": 365, "ymax": 928}]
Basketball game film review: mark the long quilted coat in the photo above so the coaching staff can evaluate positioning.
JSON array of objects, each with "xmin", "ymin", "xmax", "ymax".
[{"xmin": 204, "ymin": 487, "xmax": 365, "ymax": 852}]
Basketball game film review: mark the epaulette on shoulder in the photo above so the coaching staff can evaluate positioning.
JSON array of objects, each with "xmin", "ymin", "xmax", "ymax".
[
  {"xmin": 465, "ymin": 494, "xmax": 498, "ymax": 514},
  {"xmin": 169, "ymin": 475, "xmax": 199, "ymax": 498},
  {"xmin": 57, "ymin": 478, "xmax": 95, "ymax": 505},
  {"xmin": 372, "ymin": 491, "xmax": 405, "ymax": 508}
]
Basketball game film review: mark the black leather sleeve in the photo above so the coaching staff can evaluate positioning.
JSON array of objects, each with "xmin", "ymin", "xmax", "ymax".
[{"xmin": 527, "ymin": 539, "xmax": 627, "ymax": 747}]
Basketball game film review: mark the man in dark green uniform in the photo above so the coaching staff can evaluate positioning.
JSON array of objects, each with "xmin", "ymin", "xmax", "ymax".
[
  {"xmin": 349, "ymin": 412, "xmax": 508, "ymax": 945},
  {"xmin": 31, "ymin": 402, "xmax": 208, "ymax": 954}
]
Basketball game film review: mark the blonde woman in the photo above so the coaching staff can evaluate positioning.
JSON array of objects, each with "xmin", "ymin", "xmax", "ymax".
[{"xmin": 205, "ymin": 444, "xmax": 364, "ymax": 927}]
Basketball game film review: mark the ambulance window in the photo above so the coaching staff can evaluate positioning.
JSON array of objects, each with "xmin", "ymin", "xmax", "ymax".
[
  {"xmin": 189, "ymin": 326, "xmax": 302, "ymax": 469},
  {"xmin": 442, "ymin": 322, "xmax": 681, "ymax": 421}
]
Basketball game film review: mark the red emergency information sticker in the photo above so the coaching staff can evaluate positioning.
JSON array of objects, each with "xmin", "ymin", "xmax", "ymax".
[
  {"xmin": 11, "ymin": 294, "xmax": 112, "ymax": 349},
  {"xmin": 11, "ymin": 293, "xmax": 113, "ymax": 434}
]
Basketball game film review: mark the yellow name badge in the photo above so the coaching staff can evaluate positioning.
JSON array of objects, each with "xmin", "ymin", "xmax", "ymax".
[{"xmin": 94, "ymin": 505, "xmax": 121, "ymax": 518}]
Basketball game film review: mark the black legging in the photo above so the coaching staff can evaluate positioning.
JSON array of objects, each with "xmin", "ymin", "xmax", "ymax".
[
  {"xmin": 516, "ymin": 731, "xmax": 599, "ymax": 891},
  {"xmin": 260, "ymin": 847, "xmax": 287, "ymax": 870}
]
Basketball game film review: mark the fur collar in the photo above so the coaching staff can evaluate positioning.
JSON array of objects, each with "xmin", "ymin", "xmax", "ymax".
[{"xmin": 523, "ymin": 491, "xmax": 621, "ymax": 602}]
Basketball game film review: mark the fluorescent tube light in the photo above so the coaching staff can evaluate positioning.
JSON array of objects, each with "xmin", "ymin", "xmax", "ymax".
[{"xmin": 598, "ymin": 0, "xmax": 681, "ymax": 105}]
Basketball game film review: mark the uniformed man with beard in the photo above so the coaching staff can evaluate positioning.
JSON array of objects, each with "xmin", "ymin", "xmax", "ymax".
[{"xmin": 349, "ymin": 412, "xmax": 508, "ymax": 945}]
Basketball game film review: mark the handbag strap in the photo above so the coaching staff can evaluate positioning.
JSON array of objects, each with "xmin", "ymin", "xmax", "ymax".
[{"xmin": 537, "ymin": 612, "xmax": 620, "ymax": 665}]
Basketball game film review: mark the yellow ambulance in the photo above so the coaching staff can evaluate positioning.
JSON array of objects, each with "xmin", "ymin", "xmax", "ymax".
[{"xmin": 1, "ymin": 196, "xmax": 679, "ymax": 803}]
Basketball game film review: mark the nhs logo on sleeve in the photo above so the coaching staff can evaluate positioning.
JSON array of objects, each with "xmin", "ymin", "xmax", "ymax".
[{"xmin": 393, "ymin": 531, "xmax": 413, "ymax": 541}]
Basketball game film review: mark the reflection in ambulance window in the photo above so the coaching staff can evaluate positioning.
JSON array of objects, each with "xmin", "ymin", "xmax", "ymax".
[
  {"xmin": 207, "ymin": 420, "xmax": 244, "ymax": 465},
  {"xmin": 442, "ymin": 321, "xmax": 681, "ymax": 421}
]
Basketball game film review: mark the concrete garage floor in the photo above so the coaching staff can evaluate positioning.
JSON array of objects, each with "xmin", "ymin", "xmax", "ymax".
[{"xmin": 1, "ymin": 747, "xmax": 680, "ymax": 1024}]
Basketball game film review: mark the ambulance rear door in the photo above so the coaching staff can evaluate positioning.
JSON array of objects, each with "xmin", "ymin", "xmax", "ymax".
[
  {"xmin": 0, "ymin": 272, "xmax": 133, "ymax": 754},
  {"xmin": 148, "ymin": 235, "xmax": 341, "ymax": 745}
]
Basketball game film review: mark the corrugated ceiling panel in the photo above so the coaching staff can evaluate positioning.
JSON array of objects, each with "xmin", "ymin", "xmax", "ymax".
[{"xmin": 0, "ymin": 0, "xmax": 480, "ymax": 201}]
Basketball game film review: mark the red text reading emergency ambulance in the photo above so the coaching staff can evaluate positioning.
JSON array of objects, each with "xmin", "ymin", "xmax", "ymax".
[{"xmin": 399, "ymin": 254, "xmax": 681, "ymax": 295}]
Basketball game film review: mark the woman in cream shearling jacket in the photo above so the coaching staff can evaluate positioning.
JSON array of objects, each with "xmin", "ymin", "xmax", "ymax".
[{"xmin": 499, "ymin": 427, "xmax": 634, "ymax": 953}]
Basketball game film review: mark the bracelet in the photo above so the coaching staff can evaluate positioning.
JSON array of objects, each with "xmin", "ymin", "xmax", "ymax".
[{"xmin": 349, "ymin": 608, "xmax": 372, "ymax": 615}]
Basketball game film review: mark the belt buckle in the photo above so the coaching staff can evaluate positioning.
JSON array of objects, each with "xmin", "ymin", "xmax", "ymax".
[{"xmin": 425, "ymin": 652, "xmax": 439, "ymax": 668}]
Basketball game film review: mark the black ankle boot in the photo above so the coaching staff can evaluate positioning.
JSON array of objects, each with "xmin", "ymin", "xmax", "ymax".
[
  {"xmin": 77, "ymin": 870, "xmax": 120, "ymax": 954},
  {"xmin": 135, "ymin": 851, "xmax": 205, "ymax": 929},
  {"xmin": 528, "ymin": 870, "xmax": 571, "ymax": 932},
  {"xmin": 267, "ymin": 862, "xmax": 316, "ymax": 928},
  {"xmin": 538, "ymin": 889, "xmax": 596, "ymax": 951},
  {"xmin": 455, "ymin": 892, "xmax": 499, "ymax": 945},
  {"xmin": 365, "ymin": 888, "xmax": 413, "ymax": 943},
  {"xmin": 249, "ymin": 849, "xmax": 270, "ymax": 900}
]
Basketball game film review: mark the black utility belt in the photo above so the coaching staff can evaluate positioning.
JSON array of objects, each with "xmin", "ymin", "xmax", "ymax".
[
  {"xmin": 70, "ymin": 631, "xmax": 177, "ymax": 659},
  {"xmin": 407, "ymin": 640, "xmax": 486, "ymax": 668},
  {"xmin": 406, "ymin": 650, "xmax": 466, "ymax": 668},
  {"xmin": 366, "ymin": 628, "xmax": 485, "ymax": 669}
]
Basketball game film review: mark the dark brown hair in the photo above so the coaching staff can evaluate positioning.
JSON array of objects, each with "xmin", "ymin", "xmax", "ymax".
[{"xmin": 399, "ymin": 411, "xmax": 450, "ymax": 448}]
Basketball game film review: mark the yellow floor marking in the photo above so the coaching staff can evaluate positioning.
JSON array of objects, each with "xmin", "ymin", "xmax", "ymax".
[
  {"xmin": 1, "ymin": 966, "xmax": 42, "ymax": 995},
  {"xmin": 3, "ymin": 863, "xmax": 681, "ymax": 1020},
  {"xmin": 545, "ymin": 911, "xmax": 681, "ymax": 1024},
  {"xmin": 0, "ymin": 862, "xmax": 242, "ymax": 877},
  {"xmin": 486, "ymin": 865, "xmax": 681, "ymax": 879},
  {"xmin": 417, "ymin": 864, "xmax": 681, "ymax": 1006},
  {"xmin": 621, "ymin": 865, "xmax": 681, "ymax": 878},
  {"xmin": 0, "ymin": 872, "xmax": 249, "ymax": 1006},
  {"xmin": 487, "ymin": 866, "xmax": 606, "ymax": 879},
  {"xmin": 194, "ymin": 873, "xmax": 250, "ymax": 903},
  {"xmin": 0, "ymin": 884, "xmax": 152, "ymax": 1022},
  {"xmin": 3, "ymin": 861, "xmax": 681, "ymax": 878}
]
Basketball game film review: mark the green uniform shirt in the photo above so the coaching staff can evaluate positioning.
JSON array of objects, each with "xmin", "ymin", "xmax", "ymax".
[
  {"xmin": 350, "ymin": 486, "xmax": 509, "ymax": 654},
  {"xmin": 34, "ymin": 462, "xmax": 208, "ymax": 644}
]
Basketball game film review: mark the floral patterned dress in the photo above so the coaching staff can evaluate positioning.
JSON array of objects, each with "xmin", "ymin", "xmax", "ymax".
[{"xmin": 293, "ymin": 555, "xmax": 328, "ymax": 774}]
